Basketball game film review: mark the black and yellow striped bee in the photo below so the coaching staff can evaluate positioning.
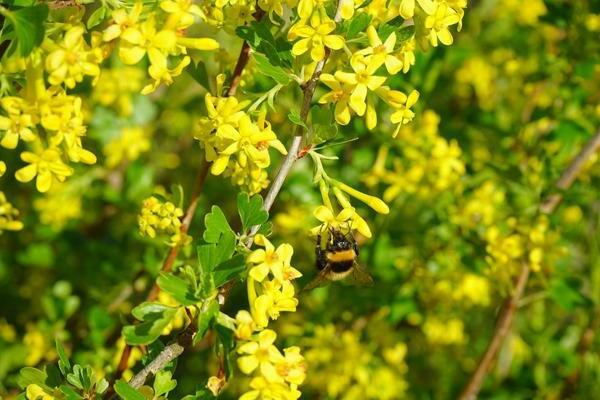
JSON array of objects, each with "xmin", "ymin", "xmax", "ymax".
[{"xmin": 304, "ymin": 228, "xmax": 374, "ymax": 290}]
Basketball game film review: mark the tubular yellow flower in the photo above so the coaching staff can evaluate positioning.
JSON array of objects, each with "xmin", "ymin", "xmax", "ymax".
[
  {"xmin": 332, "ymin": 180, "xmax": 390, "ymax": 214},
  {"xmin": 15, "ymin": 148, "xmax": 73, "ymax": 193},
  {"xmin": 318, "ymin": 74, "xmax": 353, "ymax": 125},
  {"xmin": 235, "ymin": 310, "xmax": 256, "ymax": 340},
  {"xmin": 0, "ymin": 97, "xmax": 35, "ymax": 149},
  {"xmin": 239, "ymin": 377, "xmax": 301, "ymax": 400},
  {"xmin": 291, "ymin": 18, "xmax": 344, "ymax": 62},
  {"xmin": 311, "ymin": 205, "xmax": 372, "ymax": 238},
  {"xmin": 26, "ymin": 384, "xmax": 55, "ymax": 400},
  {"xmin": 424, "ymin": 3, "xmax": 460, "ymax": 47}
]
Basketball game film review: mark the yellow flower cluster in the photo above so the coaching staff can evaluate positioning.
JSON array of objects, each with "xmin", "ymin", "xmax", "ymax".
[
  {"xmin": 103, "ymin": 127, "xmax": 151, "ymax": 168},
  {"xmin": 0, "ymin": 191, "xmax": 23, "ymax": 233},
  {"xmin": 103, "ymin": 1, "xmax": 219, "ymax": 94},
  {"xmin": 194, "ymin": 76, "xmax": 287, "ymax": 195},
  {"xmin": 303, "ymin": 324, "xmax": 408, "ymax": 399},
  {"xmin": 485, "ymin": 215, "xmax": 562, "ymax": 280},
  {"xmin": 33, "ymin": 183, "xmax": 82, "ymax": 230},
  {"xmin": 364, "ymin": 110, "xmax": 465, "ymax": 201},
  {"xmin": 450, "ymin": 181, "xmax": 506, "ymax": 231},
  {"xmin": 231, "ymin": 235, "xmax": 306, "ymax": 399},
  {"xmin": 92, "ymin": 67, "xmax": 145, "ymax": 116},
  {"xmin": 422, "ymin": 317, "xmax": 465, "ymax": 345},
  {"xmin": 1, "ymin": 48, "xmax": 99, "ymax": 193},
  {"xmin": 138, "ymin": 196, "xmax": 189, "ymax": 246}
]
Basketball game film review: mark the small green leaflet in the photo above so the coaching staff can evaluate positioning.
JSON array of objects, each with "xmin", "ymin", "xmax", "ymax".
[
  {"xmin": 4, "ymin": 4, "xmax": 49, "ymax": 56},
  {"xmin": 122, "ymin": 302, "xmax": 178, "ymax": 345},
  {"xmin": 187, "ymin": 60, "xmax": 210, "ymax": 90},
  {"xmin": 195, "ymin": 299, "xmax": 219, "ymax": 344},
  {"xmin": 203, "ymin": 205, "xmax": 234, "ymax": 244},
  {"xmin": 237, "ymin": 192, "xmax": 269, "ymax": 232},
  {"xmin": 55, "ymin": 339, "xmax": 71, "ymax": 375},
  {"xmin": 114, "ymin": 380, "xmax": 146, "ymax": 400},
  {"xmin": 86, "ymin": 5, "xmax": 107, "ymax": 29},
  {"xmin": 153, "ymin": 370, "xmax": 177, "ymax": 397},
  {"xmin": 346, "ymin": 13, "xmax": 372, "ymax": 39},
  {"xmin": 311, "ymin": 105, "xmax": 338, "ymax": 143}
]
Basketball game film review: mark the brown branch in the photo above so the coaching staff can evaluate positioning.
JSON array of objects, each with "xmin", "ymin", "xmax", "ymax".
[{"xmin": 460, "ymin": 128, "xmax": 600, "ymax": 400}]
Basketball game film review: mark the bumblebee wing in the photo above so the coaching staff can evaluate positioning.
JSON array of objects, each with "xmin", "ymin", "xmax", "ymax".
[
  {"xmin": 303, "ymin": 264, "xmax": 333, "ymax": 291},
  {"xmin": 349, "ymin": 262, "xmax": 374, "ymax": 287}
]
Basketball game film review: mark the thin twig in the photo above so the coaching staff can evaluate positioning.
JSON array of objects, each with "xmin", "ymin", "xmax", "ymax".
[{"xmin": 460, "ymin": 128, "xmax": 600, "ymax": 400}]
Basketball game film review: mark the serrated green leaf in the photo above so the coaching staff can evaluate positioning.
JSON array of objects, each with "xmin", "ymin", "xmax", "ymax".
[
  {"xmin": 203, "ymin": 205, "xmax": 234, "ymax": 244},
  {"xmin": 157, "ymin": 273, "xmax": 199, "ymax": 306},
  {"xmin": 237, "ymin": 192, "xmax": 269, "ymax": 232},
  {"xmin": 153, "ymin": 370, "xmax": 177, "ymax": 397},
  {"xmin": 114, "ymin": 380, "xmax": 146, "ymax": 400},
  {"xmin": 253, "ymin": 54, "xmax": 291, "ymax": 85},
  {"xmin": 7, "ymin": 4, "xmax": 49, "ymax": 56}
]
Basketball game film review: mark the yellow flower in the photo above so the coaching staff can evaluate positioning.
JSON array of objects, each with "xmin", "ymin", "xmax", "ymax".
[
  {"xmin": 141, "ymin": 53, "xmax": 191, "ymax": 94},
  {"xmin": 160, "ymin": 0, "xmax": 204, "ymax": 29},
  {"xmin": 276, "ymin": 346, "xmax": 307, "ymax": 385},
  {"xmin": 250, "ymin": 279, "xmax": 299, "ymax": 328},
  {"xmin": 103, "ymin": 2, "xmax": 144, "ymax": 42},
  {"xmin": 0, "ymin": 191, "xmax": 24, "ymax": 232},
  {"xmin": 15, "ymin": 148, "xmax": 73, "ymax": 193},
  {"xmin": 334, "ymin": 56, "xmax": 386, "ymax": 116},
  {"xmin": 239, "ymin": 377, "xmax": 301, "ymax": 400},
  {"xmin": 318, "ymin": 73, "xmax": 353, "ymax": 125},
  {"xmin": 424, "ymin": 3, "xmax": 460, "ymax": 47},
  {"xmin": 291, "ymin": 18, "xmax": 344, "ymax": 62},
  {"xmin": 355, "ymin": 26, "xmax": 403, "ymax": 74},
  {"xmin": 104, "ymin": 126, "xmax": 151, "ymax": 168},
  {"xmin": 311, "ymin": 205, "xmax": 372, "ymax": 238},
  {"xmin": 0, "ymin": 97, "xmax": 36, "ymax": 149},
  {"xmin": 389, "ymin": 90, "xmax": 419, "ymax": 133},
  {"xmin": 398, "ymin": 0, "xmax": 436, "ymax": 19},
  {"xmin": 138, "ymin": 196, "xmax": 187, "ymax": 246},
  {"xmin": 235, "ymin": 310, "xmax": 256, "ymax": 340},
  {"xmin": 237, "ymin": 329, "xmax": 284, "ymax": 381},
  {"xmin": 247, "ymin": 235, "xmax": 294, "ymax": 282},
  {"xmin": 44, "ymin": 25, "xmax": 102, "ymax": 88},
  {"xmin": 211, "ymin": 114, "xmax": 286, "ymax": 175},
  {"xmin": 26, "ymin": 384, "xmax": 55, "ymax": 400}
]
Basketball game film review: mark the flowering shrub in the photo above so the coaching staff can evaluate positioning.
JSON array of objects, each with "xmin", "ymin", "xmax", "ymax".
[{"xmin": 1, "ymin": 0, "xmax": 600, "ymax": 399}]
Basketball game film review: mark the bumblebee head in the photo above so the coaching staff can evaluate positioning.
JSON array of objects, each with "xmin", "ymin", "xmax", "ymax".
[{"xmin": 329, "ymin": 228, "xmax": 353, "ymax": 251}]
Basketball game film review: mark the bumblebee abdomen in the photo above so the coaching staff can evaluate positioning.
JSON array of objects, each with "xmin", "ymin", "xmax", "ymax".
[
  {"xmin": 330, "ymin": 260, "xmax": 354, "ymax": 272},
  {"xmin": 327, "ymin": 249, "xmax": 355, "ymax": 263}
]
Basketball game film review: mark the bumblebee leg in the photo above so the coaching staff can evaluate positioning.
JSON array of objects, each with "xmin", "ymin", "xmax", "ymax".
[
  {"xmin": 315, "ymin": 234, "xmax": 327, "ymax": 270},
  {"xmin": 353, "ymin": 239, "xmax": 359, "ymax": 257}
]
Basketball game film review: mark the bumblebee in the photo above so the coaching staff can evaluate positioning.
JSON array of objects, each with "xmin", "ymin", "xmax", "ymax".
[{"xmin": 304, "ymin": 228, "xmax": 374, "ymax": 290}]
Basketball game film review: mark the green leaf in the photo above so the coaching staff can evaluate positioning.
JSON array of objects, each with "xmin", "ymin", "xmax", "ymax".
[
  {"xmin": 253, "ymin": 54, "xmax": 291, "ymax": 85},
  {"xmin": 195, "ymin": 299, "xmax": 219, "ymax": 344},
  {"xmin": 377, "ymin": 15, "xmax": 405, "ymax": 41},
  {"xmin": 86, "ymin": 5, "xmax": 107, "ymax": 29},
  {"xmin": 114, "ymin": 380, "xmax": 147, "ymax": 400},
  {"xmin": 187, "ymin": 60, "xmax": 210, "ymax": 90},
  {"xmin": 288, "ymin": 110, "xmax": 308, "ymax": 130},
  {"xmin": 181, "ymin": 389, "xmax": 216, "ymax": 400},
  {"xmin": 311, "ymin": 105, "xmax": 338, "ymax": 143},
  {"xmin": 6, "ymin": 4, "xmax": 49, "ymax": 56},
  {"xmin": 60, "ymin": 385, "xmax": 84, "ymax": 400},
  {"xmin": 396, "ymin": 25, "xmax": 415, "ymax": 42},
  {"xmin": 123, "ymin": 302, "xmax": 178, "ymax": 345},
  {"xmin": 157, "ymin": 273, "xmax": 199, "ymax": 306},
  {"xmin": 55, "ymin": 339, "xmax": 71, "ymax": 376},
  {"xmin": 203, "ymin": 205, "xmax": 234, "ymax": 244},
  {"xmin": 213, "ymin": 254, "xmax": 246, "ymax": 288},
  {"xmin": 17, "ymin": 367, "xmax": 47, "ymax": 389},
  {"xmin": 153, "ymin": 370, "xmax": 177, "ymax": 397},
  {"xmin": 346, "ymin": 13, "xmax": 372, "ymax": 39},
  {"xmin": 66, "ymin": 365, "xmax": 93, "ymax": 391},
  {"xmin": 237, "ymin": 192, "xmax": 269, "ymax": 232}
]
